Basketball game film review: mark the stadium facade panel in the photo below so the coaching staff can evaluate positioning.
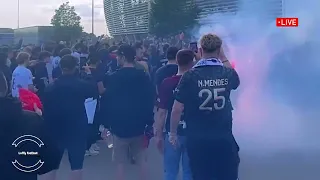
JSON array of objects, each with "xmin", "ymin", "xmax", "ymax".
[
  {"xmin": 197, "ymin": 0, "xmax": 283, "ymax": 24},
  {"xmin": 104, "ymin": 0, "xmax": 150, "ymax": 37}
]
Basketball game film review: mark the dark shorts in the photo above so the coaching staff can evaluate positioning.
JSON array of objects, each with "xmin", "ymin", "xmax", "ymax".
[
  {"xmin": 53, "ymin": 139, "xmax": 86, "ymax": 171},
  {"xmin": 186, "ymin": 138, "xmax": 240, "ymax": 180}
]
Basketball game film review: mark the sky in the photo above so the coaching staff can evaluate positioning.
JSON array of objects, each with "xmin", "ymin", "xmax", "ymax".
[{"xmin": 0, "ymin": 0, "xmax": 107, "ymax": 35}]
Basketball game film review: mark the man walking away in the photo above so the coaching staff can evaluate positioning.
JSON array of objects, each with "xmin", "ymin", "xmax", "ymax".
[
  {"xmin": 102, "ymin": 44, "xmax": 155, "ymax": 180},
  {"xmin": 155, "ymin": 49, "xmax": 194, "ymax": 180},
  {"xmin": 154, "ymin": 46, "xmax": 179, "ymax": 95},
  {"xmin": 169, "ymin": 33, "xmax": 240, "ymax": 180},
  {"xmin": 42, "ymin": 55, "xmax": 98, "ymax": 180}
]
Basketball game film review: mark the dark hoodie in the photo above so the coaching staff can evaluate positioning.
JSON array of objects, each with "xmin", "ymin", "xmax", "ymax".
[{"xmin": 0, "ymin": 97, "xmax": 59, "ymax": 180}]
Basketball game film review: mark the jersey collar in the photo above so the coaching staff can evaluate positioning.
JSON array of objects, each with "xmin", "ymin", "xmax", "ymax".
[{"xmin": 193, "ymin": 58, "xmax": 223, "ymax": 68}]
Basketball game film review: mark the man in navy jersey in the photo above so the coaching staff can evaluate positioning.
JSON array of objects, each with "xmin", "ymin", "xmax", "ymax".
[
  {"xmin": 154, "ymin": 49, "xmax": 194, "ymax": 180},
  {"xmin": 154, "ymin": 46, "xmax": 179, "ymax": 95},
  {"xmin": 169, "ymin": 33, "xmax": 240, "ymax": 180}
]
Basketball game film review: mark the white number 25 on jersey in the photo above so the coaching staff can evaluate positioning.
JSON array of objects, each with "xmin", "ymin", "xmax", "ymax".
[{"xmin": 199, "ymin": 88, "xmax": 226, "ymax": 111}]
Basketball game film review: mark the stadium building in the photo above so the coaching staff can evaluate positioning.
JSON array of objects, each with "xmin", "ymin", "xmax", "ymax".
[{"xmin": 103, "ymin": 0, "xmax": 283, "ymax": 38}]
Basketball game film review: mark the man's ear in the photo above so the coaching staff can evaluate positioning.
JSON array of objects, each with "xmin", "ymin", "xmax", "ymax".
[{"xmin": 199, "ymin": 47, "xmax": 204, "ymax": 57}]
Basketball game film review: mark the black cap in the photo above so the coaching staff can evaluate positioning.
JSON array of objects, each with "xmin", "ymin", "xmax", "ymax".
[{"xmin": 116, "ymin": 44, "xmax": 135, "ymax": 62}]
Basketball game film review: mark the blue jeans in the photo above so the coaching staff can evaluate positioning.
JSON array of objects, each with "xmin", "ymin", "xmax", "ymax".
[{"xmin": 164, "ymin": 135, "xmax": 192, "ymax": 180}]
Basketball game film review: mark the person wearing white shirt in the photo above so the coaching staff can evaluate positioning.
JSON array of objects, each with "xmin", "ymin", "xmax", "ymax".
[
  {"xmin": 11, "ymin": 52, "xmax": 36, "ymax": 97},
  {"xmin": 52, "ymin": 56, "xmax": 61, "ymax": 69}
]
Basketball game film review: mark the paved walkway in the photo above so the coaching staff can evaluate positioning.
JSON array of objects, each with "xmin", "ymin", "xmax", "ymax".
[{"xmin": 55, "ymin": 139, "xmax": 320, "ymax": 180}]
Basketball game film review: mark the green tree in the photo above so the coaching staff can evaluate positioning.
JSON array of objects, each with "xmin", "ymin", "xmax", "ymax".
[
  {"xmin": 149, "ymin": 0, "xmax": 200, "ymax": 37},
  {"xmin": 51, "ymin": 2, "xmax": 83, "ymax": 42}
]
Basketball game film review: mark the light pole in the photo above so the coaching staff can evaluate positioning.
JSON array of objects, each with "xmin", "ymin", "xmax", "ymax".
[
  {"xmin": 17, "ymin": 0, "xmax": 20, "ymax": 28},
  {"xmin": 92, "ymin": 0, "xmax": 94, "ymax": 34}
]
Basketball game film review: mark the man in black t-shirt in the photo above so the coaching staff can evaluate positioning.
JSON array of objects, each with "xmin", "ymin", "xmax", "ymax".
[
  {"xmin": 32, "ymin": 51, "xmax": 51, "ymax": 100},
  {"xmin": 101, "ymin": 44, "xmax": 154, "ymax": 180},
  {"xmin": 154, "ymin": 46, "xmax": 179, "ymax": 95},
  {"xmin": 43, "ymin": 55, "xmax": 97, "ymax": 180},
  {"xmin": 169, "ymin": 33, "xmax": 240, "ymax": 180}
]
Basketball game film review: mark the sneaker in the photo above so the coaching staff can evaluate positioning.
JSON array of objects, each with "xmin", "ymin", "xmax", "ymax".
[
  {"xmin": 91, "ymin": 143, "xmax": 100, "ymax": 151},
  {"xmin": 85, "ymin": 148, "xmax": 99, "ymax": 156}
]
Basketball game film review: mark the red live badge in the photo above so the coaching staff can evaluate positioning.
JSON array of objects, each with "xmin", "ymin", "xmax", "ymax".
[{"xmin": 276, "ymin": 18, "xmax": 299, "ymax": 27}]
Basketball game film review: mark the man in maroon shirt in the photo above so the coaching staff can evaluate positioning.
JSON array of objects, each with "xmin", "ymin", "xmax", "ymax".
[{"xmin": 154, "ymin": 49, "xmax": 194, "ymax": 180}]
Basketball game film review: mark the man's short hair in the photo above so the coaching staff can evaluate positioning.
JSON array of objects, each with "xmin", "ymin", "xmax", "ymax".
[
  {"xmin": 116, "ymin": 44, "xmax": 135, "ymax": 63},
  {"xmin": 166, "ymin": 46, "xmax": 179, "ymax": 60},
  {"xmin": 176, "ymin": 49, "xmax": 194, "ymax": 66},
  {"xmin": 59, "ymin": 48, "xmax": 72, "ymax": 58},
  {"xmin": 74, "ymin": 43, "xmax": 83, "ymax": 51},
  {"xmin": 53, "ymin": 44, "xmax": 66, "ymax": 57},
  {"xmin": 59, "ymin": 55, "xmax": 78, "ymax": 70},
  {"xmin": 23, "ymin": 46, "xmax": 32, "ymax": 54},
  {"xmin": 16, "ymin": 52, "xmax": 30, "ymax": 64},
  {"xmin": 134, "ymin": 42, "xmax": 143, "ymax": 50},
  {"xmin": 162, "ymin": 43, "xmax": 170, "ymax": 53},
  {"xmin": 38, "ymin": 51, "xmax": 52, "ymax": 61},
  {"xmin": 200, "ymin": 33, "xmax": 222, "ymax": 53}
]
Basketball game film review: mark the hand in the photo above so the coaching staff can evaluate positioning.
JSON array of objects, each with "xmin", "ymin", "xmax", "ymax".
[
  {"xmin": 82, "ymin": 64, "xmax": 91, "ymax": 74},
  {"xmin": 33, "ymin": 103, "xmax": 42, "ymax": 116},
  {"xmin": 194, "ymin": 50, "xmax": 201, "ymax": 62},
  {"xmin": 179, "ymin": 32, "xmax": 184, "ymax": 40},
  {"xmin": 168, "ymin": 133, "xmax": 179, "ymax": 148},
  {"xmin": 29, "ymin": 60, "xmax": 38, "ymax": 66},
  {"xmin": 101, "ymin": 129, "xmax": 108, "ymax": 140}
]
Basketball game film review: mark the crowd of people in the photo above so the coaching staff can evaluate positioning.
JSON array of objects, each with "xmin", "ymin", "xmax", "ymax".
[{"xmin": 0, "ymin": 32, "xmax": 240, "ymax": 180}]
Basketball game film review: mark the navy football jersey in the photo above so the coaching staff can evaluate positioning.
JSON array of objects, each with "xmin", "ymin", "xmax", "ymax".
[{"xmin": 174, "ymin": 64, "xmax": 240, "ymax": 139}]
